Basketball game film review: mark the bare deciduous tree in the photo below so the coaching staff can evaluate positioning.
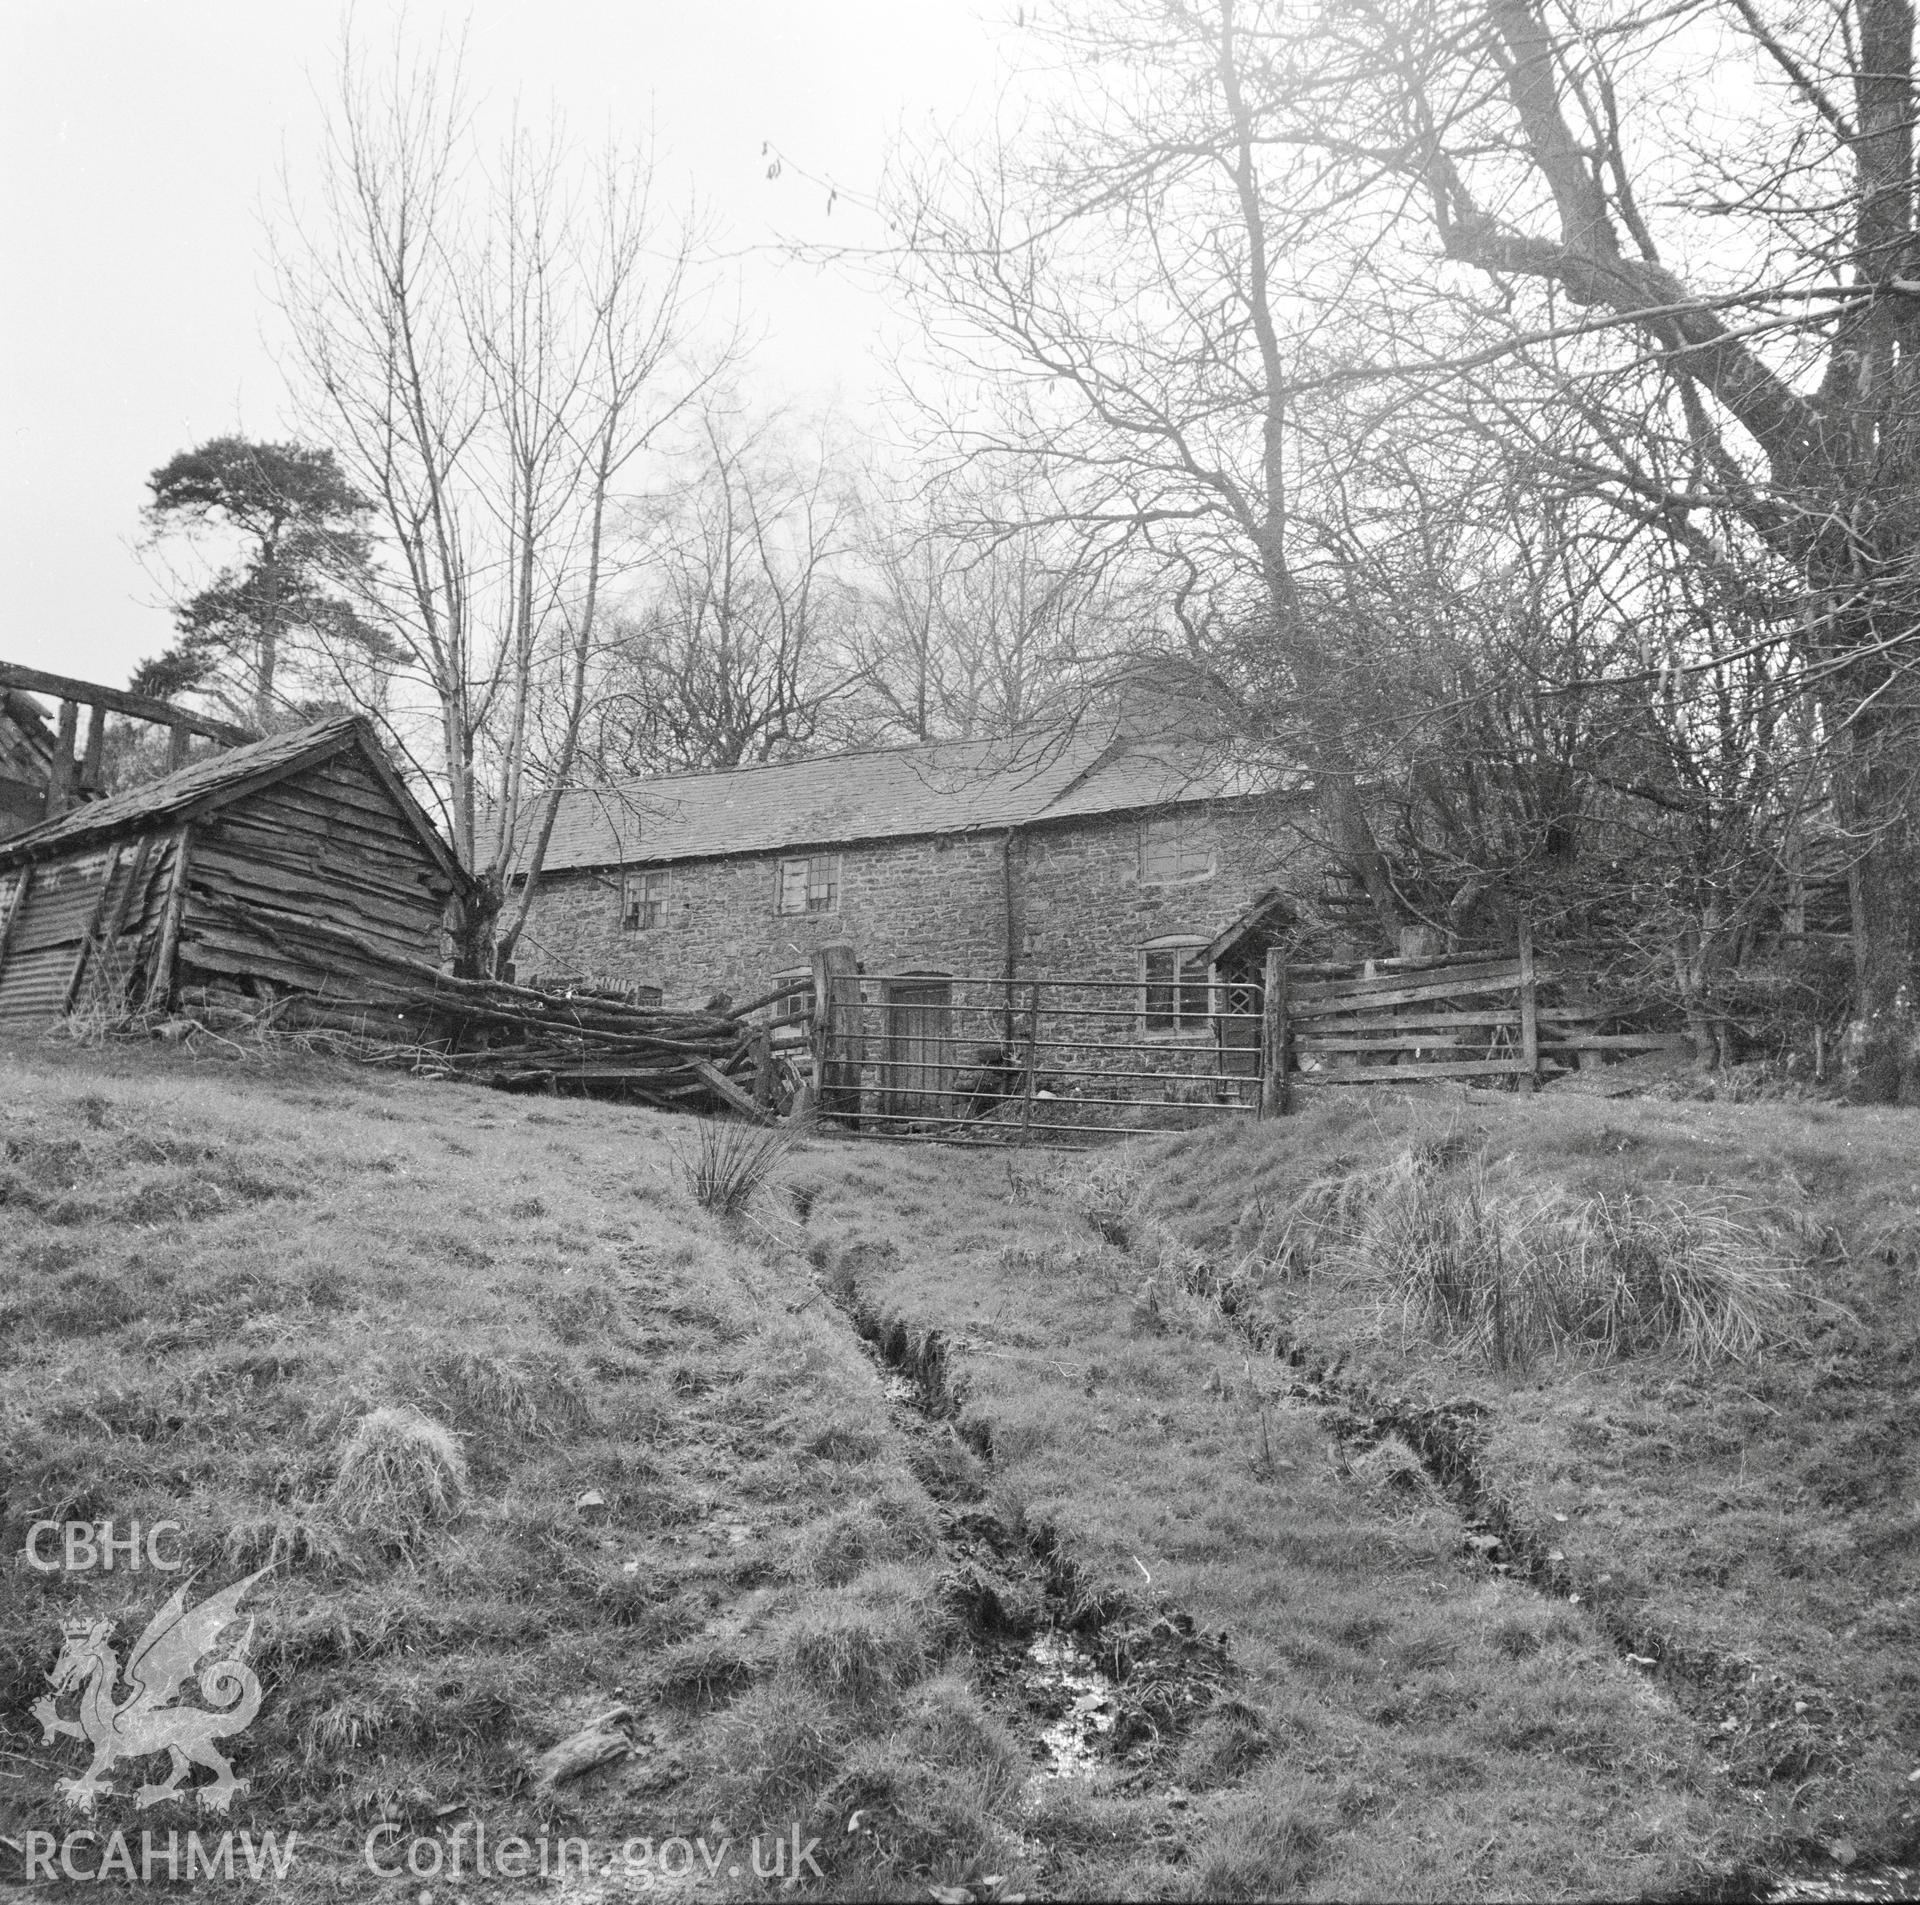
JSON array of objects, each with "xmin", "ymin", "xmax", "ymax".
[
  {"xmin": 581, "ymin": 404, "xmax": 858, "ymax": 773},
  {"xmin": 275, "ymin": 27, "xmax": 718, "ymax": 968},
  {"xmin": 883, "ymin": 0, "xmax": 1920, "ymax": 1097},
  {"xmin": 846, "ymin": 466, "xmax": 1127, "ymax": 741}
]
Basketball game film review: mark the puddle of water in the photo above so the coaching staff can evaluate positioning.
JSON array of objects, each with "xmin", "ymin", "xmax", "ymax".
[{"xmin": 1026, "ymin": 1631, "xmax": 1120, "ymax": 1777}]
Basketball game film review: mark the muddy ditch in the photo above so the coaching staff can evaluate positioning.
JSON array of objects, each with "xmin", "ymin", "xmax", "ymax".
[
  {"xmin": 813, "ymin": 1243, "xmax": 1239, "ymax": 1796},
  {"xmin": 1173, "ymin": 1247, "xmax": 1905, "ymax": 1901}
]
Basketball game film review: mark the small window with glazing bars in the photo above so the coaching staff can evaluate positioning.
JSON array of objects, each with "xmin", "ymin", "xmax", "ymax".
[{"xmin": 621, "ymin": 868, "xmax": 669, "ymax": 931}]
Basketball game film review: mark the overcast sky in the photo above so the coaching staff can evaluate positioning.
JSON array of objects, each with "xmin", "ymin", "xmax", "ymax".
[{"xmin": 0, "ymin": 0, "xmax": 1013, "ymax": 692}]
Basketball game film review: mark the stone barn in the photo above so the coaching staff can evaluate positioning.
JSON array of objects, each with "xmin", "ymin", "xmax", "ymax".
[{"xmin": 512, "ymin": 724, "xmax": 1322, "ymax": 1020}]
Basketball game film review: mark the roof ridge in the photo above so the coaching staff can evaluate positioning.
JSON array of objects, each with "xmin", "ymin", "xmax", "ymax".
[{"xmin": 549, "ymin": 725, "xmax": 1094, "ymax": 802}]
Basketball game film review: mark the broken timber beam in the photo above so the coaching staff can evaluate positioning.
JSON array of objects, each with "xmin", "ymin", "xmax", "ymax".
[{"xmin": 0, "ymin": 662, "xmax": 257, "ymax": 747}]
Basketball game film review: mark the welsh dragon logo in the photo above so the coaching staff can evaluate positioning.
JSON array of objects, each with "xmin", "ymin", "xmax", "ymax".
[{"xmin": 31, "ymin": 1568, "xmax": 268, "ymax": 1814}]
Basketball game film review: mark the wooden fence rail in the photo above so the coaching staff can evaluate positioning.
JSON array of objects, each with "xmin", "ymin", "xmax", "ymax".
[{"xmin": 1257, "ymin": 924, "xmax": 1688, "ymax": 1111}]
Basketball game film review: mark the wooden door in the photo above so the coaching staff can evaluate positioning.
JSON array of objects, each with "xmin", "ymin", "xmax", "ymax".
[{"xmin": 883, "ymin": 977, "xmax": 954, "ymax": 1125}]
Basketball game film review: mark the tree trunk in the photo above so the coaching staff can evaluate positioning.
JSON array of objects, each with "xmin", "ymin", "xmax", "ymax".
[{"xmin": 1840, "ymin": 719, "xmax": 1920, "ymax": 1099}]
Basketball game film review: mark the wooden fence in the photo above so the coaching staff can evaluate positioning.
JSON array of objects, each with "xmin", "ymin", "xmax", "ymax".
[{"xmin": 1260, "ymin": 925, "xmax": 1688, "ymax": 1114}]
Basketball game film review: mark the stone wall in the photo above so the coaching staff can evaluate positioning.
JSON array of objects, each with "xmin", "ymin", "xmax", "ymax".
[{"xmin": 515, "ymin": 794, "xmax": 1322, "ymax": 1009}]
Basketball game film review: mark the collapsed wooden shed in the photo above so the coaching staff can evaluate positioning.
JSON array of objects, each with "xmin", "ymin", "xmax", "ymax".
[{"xmin": 0, "ymin": 714, "xmax": 465, "ymax": 1028}]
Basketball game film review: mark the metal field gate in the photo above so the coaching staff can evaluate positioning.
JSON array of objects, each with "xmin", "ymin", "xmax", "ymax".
[
  {"xmin": 776, "ymin": 955, "xmax": 1267, "ymax": 1145},
  {"xmin": 760, "ymin": 936, "xmax": 1682, "ymax": 1147}
]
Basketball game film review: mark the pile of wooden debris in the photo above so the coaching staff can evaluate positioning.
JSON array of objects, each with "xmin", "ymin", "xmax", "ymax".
[{"xmin": 165, "ymin": 961, "xmax": 796, "ymax": 1121}]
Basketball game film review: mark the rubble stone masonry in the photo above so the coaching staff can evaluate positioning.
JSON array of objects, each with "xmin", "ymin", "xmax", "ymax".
[{"xmin": 516, "ymin": 797, "xmax": 1316, "ymax": 1007}]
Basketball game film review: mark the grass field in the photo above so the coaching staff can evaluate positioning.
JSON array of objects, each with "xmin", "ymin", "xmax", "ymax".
[{"xmin": 1, "ymin": 1037, "xmax": 1913, "ymax": 1899}]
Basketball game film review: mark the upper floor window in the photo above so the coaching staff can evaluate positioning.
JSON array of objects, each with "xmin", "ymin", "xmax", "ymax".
[
  {"xmin": 621, "ymin": 868, "xmax": 669, "ymax": 932},
  {"xmin": 1139, "ymin": 813, "xmax": 1215, "ymax": 885},
  {"xmin": 777, "ymin": 854, "xmax": 840, "ymax": 916},
  {"xmin": 1141, "ymin": 937, "xmax": 1211, "ymax": 1032}
]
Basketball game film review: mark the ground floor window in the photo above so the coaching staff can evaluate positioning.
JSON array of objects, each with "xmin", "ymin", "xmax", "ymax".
[
  {"xmin": 1141, "ymin": 938, "xmax": 1211, "ymax": 1032},
  {"xmin": 773, "ymin": 966, "xmax": 814, "ymax": 1024}
]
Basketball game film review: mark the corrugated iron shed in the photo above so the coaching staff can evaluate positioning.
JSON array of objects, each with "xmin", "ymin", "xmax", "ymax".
[{"xmin": 0, "ymin": 714, "xmax": 465, "ymax": 1027}]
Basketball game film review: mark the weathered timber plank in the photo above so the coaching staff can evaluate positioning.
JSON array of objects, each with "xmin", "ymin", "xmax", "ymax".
[
  {"xmin": 1541, "ymin": 1031, "xmax": 1691, "ymax": 1052},
  {"xmin": 61, "ymin": 842, "xmax": 124, "ymax": 1012},
  {"xmin": 1292, "ymin": 1009, "xmax": 1527, "ymax": 1032},
  {"xmin": 216, "ymin": 826, "xmax": 447, "ymax": 901},
  {"xmin": 200, "ymin": 834, "xmax": 444, "ymax": 916},
  {"xmin": 1295, "ymin": 1032, "xmax": 1524, "ymax": 1053},
  {"xmin": 82, "ymin": 834, "xmax": 161, "ymax": 1014},
  {"xmin": 176, "ymin": 936, "xmax": 334, "ymax": 991},
  {"xmin": 1288, "ymin": 1009, "xmax": 1601, "ymax": 1032},
  {"xmin": 247, "ymin": 775, "xmax": 440, "ymax": 849},
  {"xmin": 294, "ymin": 758, "xmax": 425, "ymax": 822},
  {"xmin": 214, "ymin": 791, "xmax": 445, "ymax": 873},
  {"xmin": 0, "ymin": 662, "xmax": 256, "ymax": 745},
  {"xmin": 1291, "ymin": 969, "xmax": 1559, "ymax": 1017},
  {"xmin": 193, "ymin": 821, "xmax": 430, "ymax": 890},
  {"xmin": 1295, "ymin": 1057, "xmax": 1533, "ymax": 1084},
  {"xmin": 189, "ymin": 843, "xmax": 441, "ymax": 945},
  {"xmin": 1518, "ymin": 918, "xmax": 1539, "ymax": 1094},
  {"xmin": 215, "ymin": 789, "xmax": 435, "ymax": 856},
  {"xmin": 150, "ymin": 828, "xmax": 194, "ymax": 1008},
  {"xmin": 693, "ymin": 1059, "xmax": 775, "ymax": 1122},
  {"xmin": 185, "ymin": 902, "xmax": 420, "ymax": 983},
  {"xmin": 1260, "ymin": 948, "xmax": 1288, "ymax": 1118},
  {"xmin": 1290, "ymin": 957, "xmax": 1524, "ymax": 1002},
  {"xmin": 303, "ymin": 748, "xmax": 464, "ymax": 887}
]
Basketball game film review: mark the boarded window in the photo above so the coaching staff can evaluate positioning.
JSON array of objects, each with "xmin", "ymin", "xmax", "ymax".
[
  {"xmin": 1141, "ymin": 941, "xmax": 1210, "ymax": 1032},
  {"xmin": 776, "ymin": 855, "xmax": 840, "ymax": 916},
  {"xmin": 621, "ymin": 868, "xmax": 669, "ymax": 931},
  {"xmin": 1139, "ymin": 815, "xmax": 1215, "ymax": 885}
]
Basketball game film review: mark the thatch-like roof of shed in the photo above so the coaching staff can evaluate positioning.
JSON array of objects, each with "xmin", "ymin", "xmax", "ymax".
[{"xmin": 0, "ymin": 713, "xmax": 463, "ymax": 885}]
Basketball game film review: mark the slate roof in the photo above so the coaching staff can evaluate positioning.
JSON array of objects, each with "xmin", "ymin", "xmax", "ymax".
[
  {"xmin": 0, "ymin": 713, "xmax": 461, "ymax": 881},
  {"xmin": 526, "ymin": 727, "xmax": 1277, "ymax": 874}
]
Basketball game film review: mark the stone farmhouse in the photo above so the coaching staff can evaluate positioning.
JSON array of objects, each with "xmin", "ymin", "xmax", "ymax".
[{"xmin": 512, "ymin": 725, "xmax": 1327, "ymax": 1037}]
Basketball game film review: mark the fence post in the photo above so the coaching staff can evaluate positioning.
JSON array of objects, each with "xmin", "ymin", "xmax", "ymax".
[
  {"xmin": 1019, "ymin": 979, "xmax": 1041, "ymax": 1142},
  {"xmin": 1260, "ymin": 947, "xmax": 1290, "ymax": 1118},
  {"xmin": 811, "ymin": 944, "xmax": 862, "ymax": 1125},
  {"xmin": 750, "ymin": 1026, "xmax": 774, "ymax": 1109},
  {"xmin": 1518, "ymin": 917, "xmax": 1539, "ymax": 1093}
]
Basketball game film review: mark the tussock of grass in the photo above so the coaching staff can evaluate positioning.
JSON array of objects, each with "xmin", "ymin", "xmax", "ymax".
[
  {"xmin": 798, "ymin": 1497, "xmax": 938, "ymax": 1585},
  {"xmin": 815, "ymin": 1677, "xmax": 1025, "ymax": 1892},
  {"xmin": 1202, "ymin": 1135, "xmax": 1804, "ymax": 1372},
  {"xmin": 677, "ymin": 1115, "xmax": 793, "ymax": 1217},
  {"xmin": 1349, "ymin": 1431, "xmax": 1441, "ymax": 1510},
  {"xmin": 1190, "ymin": 1794, "xmax": 1327, "ymax": 1901},
  {"xmin": 224, "ymin": 1512, "xmax": 349, "ymax": 1576},
  {"xmin": 325, "ymin": 1404, "xmax": 467, "ymax": 1538},
  {"xmin": 417, "ymin": 1347, "xmax": 547, "ymax": 1439},
  {"xmin": 705, "ymin": 1680, "xmax": 846, "ymax": 1817},
  {"xmin": 1355, "ymin": 1149, "xmax": 1801, "ymax": 1371},
  {"xmin": 780, "ymin": 1591, "xmax": 930, "ymax": 1709}
]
